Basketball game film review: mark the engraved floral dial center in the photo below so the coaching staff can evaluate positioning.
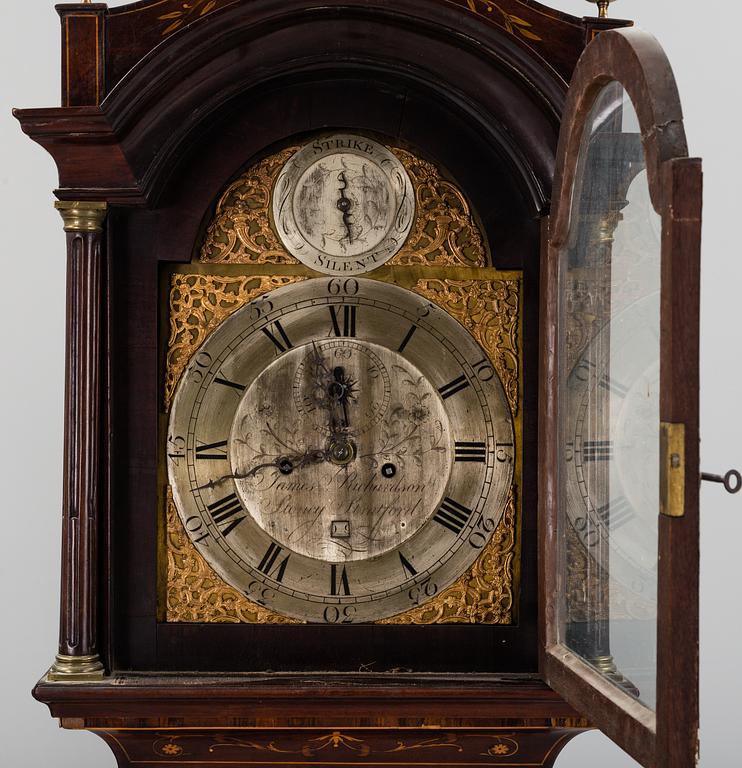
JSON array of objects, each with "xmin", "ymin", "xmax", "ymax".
[{"xmin": 229, "ymin": 339, "xmax": 452, "ymax": 563}]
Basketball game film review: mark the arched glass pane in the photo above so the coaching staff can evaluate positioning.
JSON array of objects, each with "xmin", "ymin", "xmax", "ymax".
[{"xmin": 558, "ymin": 82, "xmax": 660, "ymax": 711}]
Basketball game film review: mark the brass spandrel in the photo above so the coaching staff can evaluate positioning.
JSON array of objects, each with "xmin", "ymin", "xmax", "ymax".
[
  {"xmin": 388, "ymin": 149, "xmax": 487, "ymax": 268},
  {"xmin": 164, "ymin": 273, "xmax": 306, "ymax": 410},
  {"xmin": 412, "ymin": 278, "xmax": 520, "ymax": 416},
  {"xmin": 166, "ymin": 487, "xmax": 302, "ymax": 624},
  {"xmin": 380, "ymin": 487, "xmax": 516, "ymax": 625},
  {"xmin": 198, "ymin": 143, "xmax": 488, "ymax": 269},
  {"xmin": 199, "ymin": 146, "xmax": 301, "ymax": 265}
]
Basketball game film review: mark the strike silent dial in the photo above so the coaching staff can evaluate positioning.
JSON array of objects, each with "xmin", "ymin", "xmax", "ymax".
[{"xmin": 272, "ymin": 134, "xmax": 415, "ymax": 276}]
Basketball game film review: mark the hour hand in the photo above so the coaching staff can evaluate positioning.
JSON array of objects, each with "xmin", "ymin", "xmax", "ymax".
[
  {"xmin": 196, "ymin": 448, "xmax": 327, "ymax": 490},
  {"xmin": 328, "ymin": 365, "xmax": 354, "ymax": 432},
  {"xmin": 326, "ymin": 366, "xmax": 358, "ymax": 466}
]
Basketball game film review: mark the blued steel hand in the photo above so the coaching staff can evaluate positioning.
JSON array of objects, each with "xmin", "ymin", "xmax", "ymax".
[
  {"xmin": 336, "ymin": 171, "xmax": 353, "ymax": 243},
  {"xmin": 331, "ymin": 366, "xmax": 351, "ymax": 430},
  {"xmin": 196, "ymin": 447, "xmax": 328, "ymax": 490},
  {"xmin": 326, "ymin": 365, "xmax": 358, "ymax": 465}
]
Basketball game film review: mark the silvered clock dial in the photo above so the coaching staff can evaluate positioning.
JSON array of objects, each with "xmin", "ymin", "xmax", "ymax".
[
  {"xmin": 272, "ymin": 134, "xmax": 415, "ymax": 275},
  {"xmin": 167, "ymin": 278, "xmax": 514, "ymax": 623}
]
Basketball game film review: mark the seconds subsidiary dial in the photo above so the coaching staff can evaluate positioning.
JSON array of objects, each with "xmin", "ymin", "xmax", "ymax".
[{"xmin": 167, "ymin": 278, "xmax": 514, "ymax": 623}]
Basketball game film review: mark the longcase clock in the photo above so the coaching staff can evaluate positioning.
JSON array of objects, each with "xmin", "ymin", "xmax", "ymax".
[{"xmin": 15, "ymin": 2, "xmax": 701, "ymax": 767}]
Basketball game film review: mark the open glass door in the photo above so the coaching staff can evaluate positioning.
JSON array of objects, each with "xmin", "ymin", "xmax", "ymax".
[{"xmin": 540, "ymin": 28, "xmax": 700, "ymax": 768}]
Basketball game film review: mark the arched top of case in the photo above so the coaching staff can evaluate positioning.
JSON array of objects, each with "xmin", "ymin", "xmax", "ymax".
[
  {"xmin": 17, "ymin": 1, "xmax": 630, "ymax": 206},
  {"xmin": 550, "ymin": 27, "xmax": 689, "ymax": 245},
  {"xmin": 104, "ymin": 0, "xmax": 588, "ymax": 90}
]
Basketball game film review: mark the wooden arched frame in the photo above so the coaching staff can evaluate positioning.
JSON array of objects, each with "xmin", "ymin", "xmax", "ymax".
[{"xmin": 540, "ymin": 28, "xmax": 700, "ymax": 768}]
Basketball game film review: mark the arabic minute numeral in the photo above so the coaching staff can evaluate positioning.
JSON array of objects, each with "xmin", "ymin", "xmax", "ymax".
[
  {"xmin": 472, "ymin": 357, "xmax": 495, "ymax": 382},
  {"xmin": 167, "ymin": 434, "xmax": 186, "ymax": 465},
  {"xmin": 573, "ymin": 515, "xmax": 600, "ymax": 547},
  {"xmin": 247, "ymin": 295, "xmax": 274, "ymax": 321},
  {"xmin": 188, "ymin": 350, "xmax": 213, "ymax": 385},
  {"xmin": 495, "ymin": 441, "xmax": 514, "ymax": 463},
  {"xmin": 323, "ymin": 605, "xmax": 356, "ymax": 624},
  {"xmin": 574, "ymin": 359, "xmax": 596, "ymax": 382},
  {"xmin": 469, "ymin": 513, "xmax": 496, "ymax": 549},
  {"xmin": 408, "ymin": 578, "xmax": 438, "ymax": 606},
  {"xmin": 327, "ymin": 278, "xmax": 359, "ymax": 296},
  {"xmin": 184, "ymin": 515, "xmax": 211, "ymax": 545},
  {"xmin": 244, "ymin": 580, "xmax": 275, "ymax": 607}
]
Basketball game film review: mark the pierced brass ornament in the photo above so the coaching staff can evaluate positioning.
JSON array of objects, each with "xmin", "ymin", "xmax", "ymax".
[
  {"xmin": 165, "ymin": 487, "xmax": 301, "ymax": 623},
  {"xmin": 412, "ymin": 278, "xmax": 519, "ymax": 414},
  {"xmin": 198, "ymin": 144, "xmax": 487, "ymax": 269},
  {"xmin": 164, "ymin": 273, "xmax": 306, "ymax": 410},
  {"xmin": 388, "ymin": 150, "xmax": 486, "ymax": 268},
  {"xmin": 200, "ymin": 147, "xmax": 301, "ymax": 265},
  {"xmin": 380, "ymin": 487, "xmax": 516, "ymax": 624}
]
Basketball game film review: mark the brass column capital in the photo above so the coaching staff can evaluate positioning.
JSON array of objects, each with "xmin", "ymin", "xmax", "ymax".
[{"xmin": 55, "ymin": 201, "xmax": 108, "ymax": 233}]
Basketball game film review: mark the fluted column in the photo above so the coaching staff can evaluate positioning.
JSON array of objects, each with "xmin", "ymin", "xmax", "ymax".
[{"xmin": 48, "ymin": 201, "xmax": 107, "ymax": 682}]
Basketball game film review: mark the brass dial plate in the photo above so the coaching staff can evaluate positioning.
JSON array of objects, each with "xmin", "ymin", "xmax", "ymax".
[{"xmin": 167, "ymin": 277, "xmax": 514, "ymax": 623}]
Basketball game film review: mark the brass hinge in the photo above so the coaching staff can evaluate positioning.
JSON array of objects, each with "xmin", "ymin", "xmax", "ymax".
[{"xmin": 660, "ymin": 422, "xmax": 685, "ymax": 517}]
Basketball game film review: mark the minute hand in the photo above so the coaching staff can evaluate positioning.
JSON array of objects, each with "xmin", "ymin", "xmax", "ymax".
[{"xmin": 328, "ymin": 365, "xmax": 353, "ymax": 433}]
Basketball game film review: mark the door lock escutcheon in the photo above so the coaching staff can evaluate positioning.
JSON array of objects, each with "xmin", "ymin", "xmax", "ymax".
[{"xmin": 660, "ymin": 422, "xmax": 685, "ymax": 517}]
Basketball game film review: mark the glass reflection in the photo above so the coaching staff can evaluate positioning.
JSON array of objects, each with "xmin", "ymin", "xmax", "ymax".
[{"xmin": 558, "ymin": 82, "xmax": 660, "ymax": 710}]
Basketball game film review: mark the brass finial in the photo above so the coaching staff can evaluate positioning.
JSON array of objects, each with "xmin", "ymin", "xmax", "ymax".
[{"xmin": 587, "ymin": 0, "xmax": 615, "ymax": 18}]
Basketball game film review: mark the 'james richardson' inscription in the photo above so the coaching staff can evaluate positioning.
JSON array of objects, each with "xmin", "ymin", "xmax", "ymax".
[{"xmin": 269, "ymin": 474, "xmax": 427, "ymax": 549}]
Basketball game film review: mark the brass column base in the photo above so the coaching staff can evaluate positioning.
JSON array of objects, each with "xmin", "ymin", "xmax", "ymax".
[
  {"xmin": 588, "ymin": 655, "xmax": 640, "ymax": 698},
  {"xmin": 48, "ymin": 654, "xmax": 105, "ymax": 682}
]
